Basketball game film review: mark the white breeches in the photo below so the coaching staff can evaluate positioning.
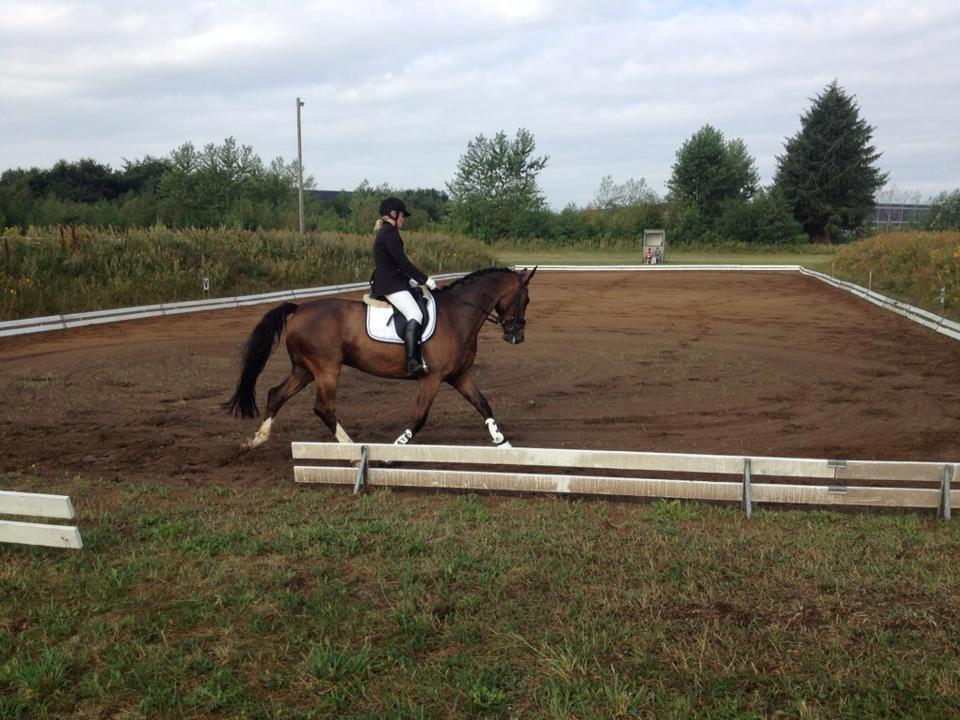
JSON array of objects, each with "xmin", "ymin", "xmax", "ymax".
[{"xmin": 385, "ymin": 291, "xmax": 423, "ymax": 324}]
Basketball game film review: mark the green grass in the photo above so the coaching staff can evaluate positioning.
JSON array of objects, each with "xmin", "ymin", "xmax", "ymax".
[
  {"xmin": 2, "ymin": 477, "xmax": 959, "ymax": 718},
  {"xmin": 494, "ymin": 244, "xmax": 837, "ymax": 269}
]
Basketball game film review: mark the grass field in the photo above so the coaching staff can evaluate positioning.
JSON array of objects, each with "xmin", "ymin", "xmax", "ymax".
[
  {"xmin": 3, "ymin": 476, "xmax": 959, "ymax": 719},
  {"xmin": 4, "ymin": 233, "xmax": 959, "ymax": 718}
]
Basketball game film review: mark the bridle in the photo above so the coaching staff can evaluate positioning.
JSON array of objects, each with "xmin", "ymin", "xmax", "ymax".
[{"xmin": 498, "ymin": 281, "xmax": 528, "ymax": 334}]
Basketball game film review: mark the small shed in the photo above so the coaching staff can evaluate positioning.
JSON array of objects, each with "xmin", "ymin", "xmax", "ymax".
[{"xmin": 642, "ymin": 229, "xmax": 666, "ymax": 263}]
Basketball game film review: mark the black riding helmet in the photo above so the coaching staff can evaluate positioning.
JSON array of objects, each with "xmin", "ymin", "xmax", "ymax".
[{"xmin": 379, "ymin": 197, "xmax": 411, "ymax": 217}]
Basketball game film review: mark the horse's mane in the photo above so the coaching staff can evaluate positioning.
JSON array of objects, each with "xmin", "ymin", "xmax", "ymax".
[{"xmin": 438, "ymin": 267, "xmax": 516, "ymax": 292}]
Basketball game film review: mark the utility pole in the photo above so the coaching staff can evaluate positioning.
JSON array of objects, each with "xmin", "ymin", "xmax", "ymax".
[{"xmin": 296, "ymin": 96, "xmax": 305, "ymax": 234}]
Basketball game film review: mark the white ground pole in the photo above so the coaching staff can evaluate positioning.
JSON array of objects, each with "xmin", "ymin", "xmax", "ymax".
[
  {"xmin": 292, "ymin": 443, "xmax": 959, "ymax": 519},
  {"xmin": 0, "ymin": 491, "xmax": 83, "ymax": 549}
]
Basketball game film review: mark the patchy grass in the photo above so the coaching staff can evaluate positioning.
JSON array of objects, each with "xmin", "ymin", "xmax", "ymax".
[{"xmin": 3, "ymin": 477, "xmax": 959, "ymax": 718}]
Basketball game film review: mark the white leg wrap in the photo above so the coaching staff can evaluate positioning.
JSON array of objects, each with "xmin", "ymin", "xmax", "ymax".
[
  {"xmin": 335, "ymin": 423, "xmax": 353, "ymax": 444},
  {"xmin": 485, "ymin": 418, "xmax": 505, "ymax": 445},
  {"xmin": 243, "ymin": 417, "xmax": 273, "ymax": 449},
  {"xmin": 394, "ymin": 429, "xmax": 413, "ymax": 445}
]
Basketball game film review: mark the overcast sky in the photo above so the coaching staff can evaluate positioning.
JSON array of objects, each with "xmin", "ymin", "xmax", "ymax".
[{"xmin": 2, "ymin": 0, "xmax": 958, "ymax": 208}]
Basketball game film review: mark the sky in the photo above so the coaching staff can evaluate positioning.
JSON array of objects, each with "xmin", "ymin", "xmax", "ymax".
[{"xmin": 2, "ymin": 0, "xmax": 959, "ymax": 209}]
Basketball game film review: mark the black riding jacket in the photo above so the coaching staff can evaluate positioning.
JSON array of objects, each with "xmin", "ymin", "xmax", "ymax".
[{"xmin": 371, "ymin": 223, "xmax": 428, "ymax": 296}]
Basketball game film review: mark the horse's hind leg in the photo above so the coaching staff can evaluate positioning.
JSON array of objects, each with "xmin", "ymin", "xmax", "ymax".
[
  {"xmin": 242, "ymin": 366, "xmax": 312, "ymax": 450},
  {"xmin": 310, "ymin": 365, "xmax": 354, "ymax": 443},
  {"xmin": 447, "ymin": 370, "xmax": 512, "ymax": 448}
]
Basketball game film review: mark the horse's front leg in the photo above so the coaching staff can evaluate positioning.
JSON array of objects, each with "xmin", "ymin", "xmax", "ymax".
[
  {"xmin": 393, "ymin": 375, "xmax": 443, "ymax": 445},
  {"xmin": 447, "ymin": 371, "xmax": 512, "ymax": 448}
]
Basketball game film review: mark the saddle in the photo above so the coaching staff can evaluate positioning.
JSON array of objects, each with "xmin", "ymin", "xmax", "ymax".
[{"xmin": 363, "ymin": 287, "xmax": 437, "ymax": 344}]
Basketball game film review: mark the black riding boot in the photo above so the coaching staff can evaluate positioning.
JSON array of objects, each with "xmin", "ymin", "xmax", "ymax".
[{"xmin": 403, "ymin": 320, "xmax": 428, "ymax": 378}]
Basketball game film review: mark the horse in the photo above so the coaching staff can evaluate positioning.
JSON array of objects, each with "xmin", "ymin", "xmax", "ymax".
[{"xmin": 223, "ymin": 266, "xmax": 537, "ymax": 449}]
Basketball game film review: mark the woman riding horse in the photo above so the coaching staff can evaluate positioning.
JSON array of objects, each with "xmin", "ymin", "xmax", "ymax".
[
  {"xmin": 371, "ymin": 197, "xmax": 438, "ymax": 378},
  {"xmin": 223, "ymin": 263, "xmax": 537, "ymax": 449}
]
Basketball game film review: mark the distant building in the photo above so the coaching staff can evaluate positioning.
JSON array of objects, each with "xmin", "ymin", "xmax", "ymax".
[
  {"xmin": 305, "ymin": 189, "xmax": 350, "ymax": 203},
  {"xmin": 867, "ymin": 203, "xmax": 929, "ymax": 230}
]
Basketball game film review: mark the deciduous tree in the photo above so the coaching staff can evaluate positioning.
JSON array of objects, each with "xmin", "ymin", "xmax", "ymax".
[
  {"xmin": 668, "ymin": 125, "xmax": 759, "ymax": 217},
  {"xmin": 446, "ymin": 128, "xmax": 548, "ymax": 241}
]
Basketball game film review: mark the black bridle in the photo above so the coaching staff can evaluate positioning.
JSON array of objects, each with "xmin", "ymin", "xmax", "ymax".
[{"xmin": 498, "ymin": 281, "xmax": 528, "ymax": 334}]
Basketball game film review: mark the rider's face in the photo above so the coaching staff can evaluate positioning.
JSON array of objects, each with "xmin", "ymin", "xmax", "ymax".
[{"xmin": 396, "ymin": 212, "xmax": 406, "ymax": 228}]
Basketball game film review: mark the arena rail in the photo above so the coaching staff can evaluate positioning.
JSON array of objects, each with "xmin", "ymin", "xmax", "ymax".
[
  {"xmin": 0, "ymin": 272, "xmax": 470, "ymax": 338},
  {"xmin": 292, "ymin": 442, "xmax": 957, "ymax": 519},
  {"xmin": 0, "ymin": 490, "xmax": 83, "ymax": 549},
  {"xmin": 511, "ymin": 264, "xmax": 803, "ymax": 272},
  {"xmin": 511, "ymin": 264, "xmax": 960, "ymax": 342},
  {"xmin": 3, "ymin": 265, "xmax": 957, "ymax": 343},
  {"xmin": 799, "ymin": 267, "xmax": 960, "ymax": 342}
]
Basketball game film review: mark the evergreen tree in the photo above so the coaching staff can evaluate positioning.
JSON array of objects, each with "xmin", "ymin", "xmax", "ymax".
[{"xmin": 774, "ymin": 81, "xmax": 887, "ymax": 243}]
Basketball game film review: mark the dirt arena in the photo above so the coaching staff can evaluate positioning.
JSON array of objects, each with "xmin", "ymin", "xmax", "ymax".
[{"xmin": 1, "ymin": 271, "xmax": 958, "ymax": 487}]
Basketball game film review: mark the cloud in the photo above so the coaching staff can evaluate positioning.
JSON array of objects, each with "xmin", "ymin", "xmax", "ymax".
[{"xmin": 1, "ymin": 0, "xmax": 959, "ymax": 206}]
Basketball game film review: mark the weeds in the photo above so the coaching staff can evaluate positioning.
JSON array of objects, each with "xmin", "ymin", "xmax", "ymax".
[
  {"xmin": 832, "ymin": 230, "xmax": 960, "ymax": 320},
  {"xmin": 0, "ymin": 225, "xmax": 494, "ymax": 320}
]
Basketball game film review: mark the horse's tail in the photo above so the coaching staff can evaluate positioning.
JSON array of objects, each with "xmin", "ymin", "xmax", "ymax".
[{"xmin": 222, "ymin": 302, "xmax": 299, "ymax": 418}]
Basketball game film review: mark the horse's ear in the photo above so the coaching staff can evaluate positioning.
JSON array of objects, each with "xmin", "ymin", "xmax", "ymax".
[{"xmin": 523, "ymin": 266, "xmax": 538, "ymax": 285}]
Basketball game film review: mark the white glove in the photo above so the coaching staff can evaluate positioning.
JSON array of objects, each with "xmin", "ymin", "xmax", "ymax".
[
  {"xmin": 425, "ymin": 277, "xmax": 438, "ymax": 290},
  {"xmin": 408, "ymin": 278, "xmax": 419, "ymax": 288}
]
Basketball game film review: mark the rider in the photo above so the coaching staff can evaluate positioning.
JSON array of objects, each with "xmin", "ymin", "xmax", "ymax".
[{"xmin": 371, "ymin": 197, "xmax": 438, "ymax": 378}]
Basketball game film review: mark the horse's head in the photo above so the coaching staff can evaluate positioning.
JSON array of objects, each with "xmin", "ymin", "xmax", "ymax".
[{"xmin": 495, "ymin": 267, "xmax": 536, "ymax": 344}]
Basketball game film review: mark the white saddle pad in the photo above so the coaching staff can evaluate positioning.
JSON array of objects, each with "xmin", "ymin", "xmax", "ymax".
[{"xmin": 365, "ymin": 292, "xmax": 438, "ymax": 344}]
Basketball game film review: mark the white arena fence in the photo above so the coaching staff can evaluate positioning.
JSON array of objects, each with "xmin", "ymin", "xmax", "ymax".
[
  {"xmin": 0, "ymin": 490, "xmax": 83, "ymax": 549},
  {"xmin": 2, "ymin": 265, "xmax": 958, "ymax": 343},
  {"xmin": 798, "ymin": 267, "xmax": 960, "ymax": 342},
  {"xmin": 0, "ymin": 272, "xmax": 469, "ymax": 339},
  {"xmin": 293, "ymin": 442, "xmax": 957, "ymax": 519}
]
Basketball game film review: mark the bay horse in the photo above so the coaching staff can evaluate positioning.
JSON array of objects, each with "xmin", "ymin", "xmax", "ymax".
[{"xmin": 223, "ymin": 267, "xmax": 536, "ymax": 449}]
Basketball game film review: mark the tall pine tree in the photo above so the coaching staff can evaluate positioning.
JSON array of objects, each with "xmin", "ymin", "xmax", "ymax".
[{"xmin": 774, "ymin": 82, "xmax": 886, "ymax": 243}]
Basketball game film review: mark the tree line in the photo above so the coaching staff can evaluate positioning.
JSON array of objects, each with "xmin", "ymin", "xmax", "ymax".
[{"xmin": 3, "ymin": 81, "xmax": 958, "ymax": 244}]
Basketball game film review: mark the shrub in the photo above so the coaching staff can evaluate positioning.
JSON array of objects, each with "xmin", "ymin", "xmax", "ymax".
[{"xmin": 832, "ymin": 231, "xmax": 960, "ymax": 319}]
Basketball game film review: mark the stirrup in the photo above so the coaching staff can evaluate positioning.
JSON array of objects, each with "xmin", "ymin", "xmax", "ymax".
[{"xmin": 405, "ymin": 359, "xmax": 428, "ymax": 378}]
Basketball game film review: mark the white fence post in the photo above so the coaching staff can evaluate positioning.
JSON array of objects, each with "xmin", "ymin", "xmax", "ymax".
[
  {"xmin": 353, "ymin": 445, "xmax": 369, "ymax": 495},
  {"xmin": 742, "ymin": 458, "xmax": 752, "ymax": 519},
  {"xmin": 942, "ymin": 465, "xmax": 953, "ymax": 520}
]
